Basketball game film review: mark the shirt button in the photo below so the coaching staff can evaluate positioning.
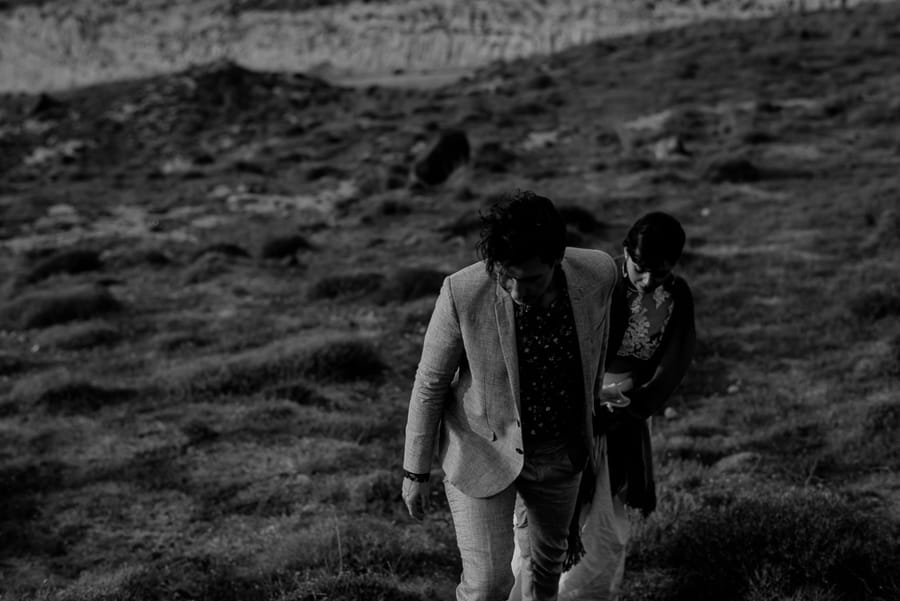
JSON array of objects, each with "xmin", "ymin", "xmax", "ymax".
[{"xmin": 515, "ymin": 448, "xmax": 524, "ymax": 455}]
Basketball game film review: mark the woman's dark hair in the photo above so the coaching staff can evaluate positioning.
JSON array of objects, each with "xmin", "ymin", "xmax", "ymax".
[
  {"xmin": 476, "ymin": 190, "xmax": 566, "ymax": 274},
  {"xmin": 623, "ymin": 211, "xmax": 686, "ymax": 267}
]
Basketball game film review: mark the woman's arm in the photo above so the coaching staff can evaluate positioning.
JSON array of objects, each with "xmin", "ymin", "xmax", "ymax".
[{"xmin": 625, "ymin": 279, "xmax": 696, "ymax": 420}]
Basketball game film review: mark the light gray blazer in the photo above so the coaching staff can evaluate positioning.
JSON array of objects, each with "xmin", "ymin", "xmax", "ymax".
[{"xmin": 403, "ymin": 247, "xmax": 618, "ymax": 498}]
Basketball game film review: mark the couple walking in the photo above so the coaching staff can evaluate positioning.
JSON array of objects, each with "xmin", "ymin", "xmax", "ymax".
[{"xmin": 402, "ymin": 190, "xmax": 695, "ymax": 601}]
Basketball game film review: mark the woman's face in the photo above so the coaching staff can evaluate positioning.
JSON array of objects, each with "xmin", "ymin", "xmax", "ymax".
[{"xmin": 625, "ymin": 248, "xmax": 674, "ymax": 293}]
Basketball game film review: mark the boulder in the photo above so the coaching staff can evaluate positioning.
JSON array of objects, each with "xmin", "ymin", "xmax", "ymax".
[{"xmin": 413, "ymin": 129, "xmax": 470, "ymax": 186}]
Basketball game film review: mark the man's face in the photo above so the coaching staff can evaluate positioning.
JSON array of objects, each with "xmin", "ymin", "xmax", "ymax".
[
  {"xmin": 625, "ymin": 248, "xmax": 674, "ymax": 293},
  {"xmin": 495, "ymin": 257, "xmax": 559, "ymax": 307}
]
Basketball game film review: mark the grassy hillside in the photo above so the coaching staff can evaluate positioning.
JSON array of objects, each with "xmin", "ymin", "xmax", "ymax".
[{"xmin": 1, "ymin": 1, "xmax": 899, "ymax": 600}]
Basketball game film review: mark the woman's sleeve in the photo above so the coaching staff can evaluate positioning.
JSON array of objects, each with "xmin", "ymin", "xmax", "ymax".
[{"xmin": 626, "ymin": 279, "xmax": 696, "ymax": 420}]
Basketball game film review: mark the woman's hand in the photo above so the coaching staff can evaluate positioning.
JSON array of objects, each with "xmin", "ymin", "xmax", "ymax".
[{"xmin": 600, "ymin": 388, "xmax": 631, "ymax": 411}]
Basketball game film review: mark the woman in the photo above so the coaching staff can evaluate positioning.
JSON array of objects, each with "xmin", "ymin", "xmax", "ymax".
[{"xmin": 509, "ymin": 211, "xmax": 696, "ymax": 601}]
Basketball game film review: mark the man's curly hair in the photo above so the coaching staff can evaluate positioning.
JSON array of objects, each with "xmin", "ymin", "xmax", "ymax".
[{"xmin": 476, "ymin": 190, "xmax": 567, "ymax": 275}]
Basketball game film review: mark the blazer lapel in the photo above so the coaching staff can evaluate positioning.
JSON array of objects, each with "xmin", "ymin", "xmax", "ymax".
[
  {"xmin": 563, "ymin": 262, "xmax": 599, "ymax": 407},
  {"xmin": 494, "ymin": 286, "xmax": 521, "ymax": 413}
]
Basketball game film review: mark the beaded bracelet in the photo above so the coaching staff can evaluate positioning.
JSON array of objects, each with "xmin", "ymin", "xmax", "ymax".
[{"xmin": 404, "ymin": 470, "xmax": 430, "ymax": 483}]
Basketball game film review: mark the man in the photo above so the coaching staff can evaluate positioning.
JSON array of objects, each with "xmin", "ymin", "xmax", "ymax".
[{"xmin": 401, "ymin": 190, "xmax": 618, "ymax": 601}]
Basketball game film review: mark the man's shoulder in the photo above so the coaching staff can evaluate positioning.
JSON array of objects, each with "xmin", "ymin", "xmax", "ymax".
[
  {"xmin": 444, "ymin": 262, "xmax": 494, "ymax": 299},
  {"xmin": 447, "ymin": 261, "xmax": 488, "ymax": 283},
  {"xmin": 564, "ymin": 247, "xmax": 617, "ymax": 273}
]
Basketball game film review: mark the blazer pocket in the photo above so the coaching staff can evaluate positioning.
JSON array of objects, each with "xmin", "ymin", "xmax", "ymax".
[{"xmin": 452, "ymin": 377, "xmax": 496, "ymax": 441}]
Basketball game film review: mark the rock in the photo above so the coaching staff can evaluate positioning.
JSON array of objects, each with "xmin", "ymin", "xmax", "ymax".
[
  {"xmin": 712, "ymin": 452, "xmax": 762, "ymax": 474},
  {"xmin": 29, "ymin": 93, "xmax": 68, "ymax": 118},
  {"xmin": 704, "ymin": 155, "xmax": 761, "ymax": 183},
  {"xmin": 522, "ymin": 130, "xmax": 559, "ymax": 151},
  {"xmin": 413, "ymin": 129, "xmax": 470, "ymax": 186},
  {"xmin": 653, "ymin": 135, "xmax": 692, "ymax": 162}
]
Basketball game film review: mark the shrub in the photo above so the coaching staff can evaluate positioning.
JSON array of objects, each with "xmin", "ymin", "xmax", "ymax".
[
  {"xmin": 166, "ymin": 335, "xmax": 386, "ymax": 400},
  {"xmin": 860, "ymin": 209, "xmax": 900, "ymax": 253},
  {"xmin": 846, "ymin": 399, "xmax": 900, "ymax": 468},
  {"xmin": 260, "ymin": 234, "xmax": 313, "ymax": 259},
  {"xmin": 0, "ymin": 472, "xmax": 60, "ymax": 558},
  {"xmin": 287, "ymin": 573, "xmax": 428, "ymax": 601},
  {"xmin": 32, "ymin": 319, "xmax": 121, "ymax": 350},
  {"xmin": 263, "ymin": 380, "xmax": 331, "ymax": 407},
  {"xmin": 23, "ymin": 248, "xmax": 102, "ymax": 284},
  {"xmin": 377, "ymin": 198, "xmax": 412, "ymax": 216},
  {"xmin": 10, "ymin": 369, "xmax": 135, "ymax": 414},
  {"xmin": 848, "ymin": 287, "xmax": 900, "ymax": 321},
  {"xmin": 307, "ymin": 272, "xmax": 384, "ymax": 301},
  {"xmin": 435, "ymin": 212, "xmax": 481, "ymax": 239},
  {"xmin": 374, "ymin": 267, "xmax": 445, "ymax": 305},
  {"xmin": 300, "ymin": 338, "xmax": 387, "ymax": 381},
  {"xmin": 191, "ymin": 242, "xmax": 251, "ymax": 261},
  {"xmin": 474, "ymin": 141, "xmax": 517, "ymax": 174},
  {"xmin": 678, "ymin": 250, "xmax": 730, "ymax": 274},
  {"xmin": 557, "ymin": 204, "xmax": 607, "ymax": 234},
  {"xmin": 115, "ymin": 556, "xmax": 273, "ymax": 601},
  {"xmin": 0, "ymin": 351, "xmax": 35, "ymax": 376},
  {"xmin": 703, "ymin": 155, "xmax": 761, "ymax": 183},
  {"xmin": 629, "ymin": 487, "xmax": 900, "ymax": 601},
  {"xmin": 0, "ymin": 285, "xmax": 121, "ymax": 330},
  {"xmin": 181, "ymin": 254, "xmax": 232, "ymax": 285}
]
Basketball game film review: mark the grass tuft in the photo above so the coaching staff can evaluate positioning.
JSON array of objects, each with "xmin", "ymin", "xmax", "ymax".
[
  {"xmin": 558, "ymin": 204, "xmax": 607, "ymax": 234},
  {"xmin": 703, "ymin": 154, "xmax": 761, "ymax": 183},
  {"xmin": 181, "ymin": 254, "xmax": 233, "ymax": 285},
  {"xmin": 286, "ymin": 573, "xmax": 428, "ymax": 601},
  {"xmin": 23, "ymin": 248, "xmax": 102, "ymax": 284},
  {"xmin": 860, "ymin": 209, "xmax": 900, "ymax": 253},
  {"xmin": 32, "ymin": 319, "xmax": 121, "ymax": 350},
  {"xmin": 848, "ymin": 287, "xmax": 900, "ymax": 321},
  {"xmin": 373, "ymin": 267, "xmax": 445, "ymax": 305},
  {"xmin": 9, "ymin": 368, "xmax": 135, "ymax": 414},
  {"xmin": 164, "ymin": 335, "xmax": 386, "ymax": 400},
  {"xmin": 263, "ymin": 379, "xmax": 331, "ymax": 407},
  {"xmin": 307, "ymin": 271, "xmax": 384, "ymax": 301},
  {"xmin": 191, "ymin": 242, "xmax": 251, "ymax": 261},
  {"xmin": 260, "ymin": 234, "xmax": 314, "ymax": 260},
  {"xmin": 0, "ymin": 350, "xmax": 37, "ymax": 376},
  {"xmin": 110, "ymin": 556, "xmax": 273, "ymax": 601},
  {"xmin": 435, "ymin": 211, "xmax": 481, "ymax": 240},
  {"xmin": 0, "ymin": 285, "xmax": 121, "ymax": 330},
  {"xmin": 627, "ymin": 486, "xmax": 900, "ymax": 601}
]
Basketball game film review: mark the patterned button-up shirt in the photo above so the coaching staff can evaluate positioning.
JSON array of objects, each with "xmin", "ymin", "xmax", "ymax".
[{"xmin": 514, "ymin": 273, "xmax": 584, "ymax": 445}]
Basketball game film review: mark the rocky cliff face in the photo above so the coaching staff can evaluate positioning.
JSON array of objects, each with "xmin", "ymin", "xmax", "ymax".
[{"xmin": 0, "ymin": 0, "xmax": 889, "ymax": 92}]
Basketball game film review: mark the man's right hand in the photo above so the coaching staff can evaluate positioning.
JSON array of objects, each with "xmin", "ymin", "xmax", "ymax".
[{"xmin": 402, "ymin": 477, "xmax": 431, "ymax": 520}]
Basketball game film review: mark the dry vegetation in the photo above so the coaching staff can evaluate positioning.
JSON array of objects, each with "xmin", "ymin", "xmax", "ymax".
[{"xmin": 2, "ymin": 1, "xmax": 900, "ymax": 600}]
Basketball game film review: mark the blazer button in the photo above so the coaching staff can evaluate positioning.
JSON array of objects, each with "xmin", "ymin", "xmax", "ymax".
[{"xmin": 515, "ymin": 448, "xmax": 524, "ymax": 455}]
